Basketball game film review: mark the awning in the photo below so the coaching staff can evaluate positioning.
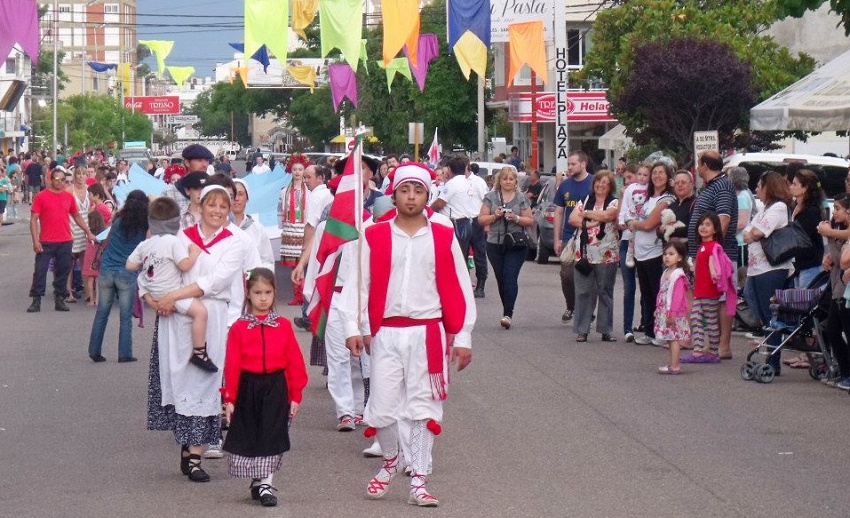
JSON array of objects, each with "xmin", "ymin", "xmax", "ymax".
[
  {"xmin": 598, "ymin": 124, "xmax": 631, "ymax": 151},
  {"xmin": 750, "ymin": 48, "xmax": 850, "ymax": 131},
  {"xmin": 330, "ymin": 134, "xmax": 346, "ymax": 144}
]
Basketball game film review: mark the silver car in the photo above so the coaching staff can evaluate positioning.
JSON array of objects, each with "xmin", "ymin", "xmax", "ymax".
[{"xmin": 526, "ymin": 176, "xmax": 557, "ymax": 263}]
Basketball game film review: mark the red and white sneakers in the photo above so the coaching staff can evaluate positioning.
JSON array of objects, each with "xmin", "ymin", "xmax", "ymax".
[{"xmin": 366, "ymin": 454, "xmax": 399, "ymax": 499}]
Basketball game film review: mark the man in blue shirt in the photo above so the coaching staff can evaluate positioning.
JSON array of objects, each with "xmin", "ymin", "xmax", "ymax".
[{"xmin": 552, "ymin": 150, "xmax": 594, "ymax": 322}]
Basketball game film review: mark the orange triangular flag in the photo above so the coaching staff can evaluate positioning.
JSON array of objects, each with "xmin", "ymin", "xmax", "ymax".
[
  {"xmin": 508, "ymin": 21, "xmax": 548, "ymax": 86},
  {"xmin": 381, "ymin": 0, "xmax": 419, "ymax": 66},
  {"xmin": 237, "ymin": 66, "xmax": 249, "ymax": 88}
]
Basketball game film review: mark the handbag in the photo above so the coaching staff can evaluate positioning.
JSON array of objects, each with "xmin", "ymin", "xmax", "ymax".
[
  {"xmin": 761, "ymin": 209, "xmax": 812, "ymax": 266},
  {"xmin": 560, "ymin": 233, "xmax": 577, "ymax": 264},
  {"xmin": 499, "ymin": 193, "xmax": 530, "ymax": 250},
  {"xmin": 574, "ymin": 219, "xmax": 593, "ymax": 275}
]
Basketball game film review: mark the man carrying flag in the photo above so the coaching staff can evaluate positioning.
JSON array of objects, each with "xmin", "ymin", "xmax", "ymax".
[{"xmin": 341, "ymin": 163, "xmax": 476, "ymax": 507}]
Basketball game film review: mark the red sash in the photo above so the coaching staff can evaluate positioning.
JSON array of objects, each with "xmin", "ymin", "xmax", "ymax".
[
  {"xmin": 366, "ymin": 221, "xmax": 466, "ymax": 400},
  {"xmin": 183, "ymin": 225, "xmax": 233, "ymax": 253}
]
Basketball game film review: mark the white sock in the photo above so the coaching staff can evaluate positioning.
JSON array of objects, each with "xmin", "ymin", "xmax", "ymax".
[{"xmin": 260, "ymin": 473, "xmax": 274, "ymax": 487}]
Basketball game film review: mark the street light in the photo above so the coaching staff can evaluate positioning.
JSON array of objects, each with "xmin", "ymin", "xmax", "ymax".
[{"xmin": 52, "ymin": 0, "xmax": 58, "ymax": 153}]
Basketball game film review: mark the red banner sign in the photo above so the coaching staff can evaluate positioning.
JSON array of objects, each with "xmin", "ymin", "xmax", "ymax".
[
  {"xmin": 509, "ymin": 91, "xmax": 615, "ymax": 123},
  {"xmin": 123, "ymin": 96, "xmax": 180, "ymax": 115}
]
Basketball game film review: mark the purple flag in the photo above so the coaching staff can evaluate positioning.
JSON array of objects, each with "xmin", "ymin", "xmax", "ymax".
[
  {"xmin": 0, "ymin": 0, "xmax": 40, "ymax": 65},
  {"xmin": 328, "ymin": 63, "xmax": 358, "ymax": 112},
  {"xmin": 404, "ymin": 33, "xmax": 439, "ymax": 93}
]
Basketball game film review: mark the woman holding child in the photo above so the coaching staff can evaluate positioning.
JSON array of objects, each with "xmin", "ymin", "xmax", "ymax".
[{"xmin": 145, "ymin": 185, "xmax": 247, "ymax": 483}]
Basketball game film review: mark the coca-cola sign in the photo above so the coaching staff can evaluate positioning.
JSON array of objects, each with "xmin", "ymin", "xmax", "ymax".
[{"xmin": 123, "ymin": 96, "xmax": 180, "ymax": 115}]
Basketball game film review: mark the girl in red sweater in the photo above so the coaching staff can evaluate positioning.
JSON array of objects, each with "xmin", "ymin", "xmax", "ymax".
[{"xmin": 222, "ymin": 267, "xmax": 308, "ymax": 507}]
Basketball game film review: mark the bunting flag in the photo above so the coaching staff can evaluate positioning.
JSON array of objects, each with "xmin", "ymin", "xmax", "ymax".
[
  {"xmin": 292, "ymin": 0, "xmax": 319, "ymax": 40},
  {"xmin": 328, "ymin": 63, "xmax": 358, "ymax": 111},
  {"xmin": 319, "ymin": 0, "xmax": 363, "ymax": 71},
  {"xmin": 381, "ymin": 0, "xmax": 420, "ymax": 66},
  {"xmin": 453, "ymin": 31, "xmax": 488, "ymax": 80},
  {"xmin": 229, "ymin": 42, "xmax": 271, "ymax": 72},
  {"xmin": 244, "ymin": 0, "xmax": 289, "ymax": 66},
  {"xmin": 377, "ymin": 58, "xmax": 413, "ymax": 93},
  {"xmin": 138, "ymin": 40, "xmax": 174, "ymax": 77},
  {"xmin": 428, "ymin": 127, "xmax": 440, "ymax": 165},
  {"xmin": 87, "ymin": 62, "xmax": 117, "ymax": 72},
  {"xmin": 237, "ymin": 66, "xmax": 249, "ymax": 88},
  {"xmin": 508, "ymin": 21, "xmax": 548, "ymax": 86},
  {"xmin": 360, "ymin": 39, "xmax": 369, "ymax": 75},
  {"xmin": 447, "ymin": 0, "xmax": 490, "ymax": 80},
  {"xmin": 287, "ymin": 66, "xmax": 317, "ymax": 92},
  {"xmin": 307, "ymin": 136, "xmax": 365, "ymax": 339},
  {"xmin": 0, "ymin": 0, "xmax": 40, "ymax": 65},
  {"xmin": 404, "ymin": 33, "xmax": 439, "ymax": 92},
  {"xmin": 167, "ymin": 66, "xmax": 194, "ymax": 86},
  {"xmin": 118, "ymin": 62, "xmax": 132, "ymax": 96}
]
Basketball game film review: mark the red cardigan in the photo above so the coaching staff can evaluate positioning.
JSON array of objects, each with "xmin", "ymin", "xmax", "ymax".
[{"xmin": 222, "ymin": 315, "xmax": 308, "ymax": 405}]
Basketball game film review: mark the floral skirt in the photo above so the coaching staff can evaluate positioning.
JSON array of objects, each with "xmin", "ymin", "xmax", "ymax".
[{"xmin": 280, "ymin": 222, "xmax": 305, "ymax": 266}]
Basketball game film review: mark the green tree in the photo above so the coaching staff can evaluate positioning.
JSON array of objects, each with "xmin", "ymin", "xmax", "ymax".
[
  {"xmin": 288, "ymin": 87, "xmax": 346, "ymax": 148},
  {"xmin": 43, "ymin": 94, "xmax": 153, "ymax": 150},
  {"xmin": 774, "ymin": 0, "xmax": 850, "ymax": 35}
]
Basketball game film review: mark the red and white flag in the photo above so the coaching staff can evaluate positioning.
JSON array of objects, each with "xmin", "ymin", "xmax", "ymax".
[{"xmin": 427, "ymin": 127, "xmax": 440, "ymax": 165}]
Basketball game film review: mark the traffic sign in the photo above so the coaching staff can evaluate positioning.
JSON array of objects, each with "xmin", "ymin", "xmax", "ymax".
[
  {"xmin": 167, "ymin": 115, "xmax": 200, "ymax": 124},
  {"xmin": 347, "ymin": 138, "xmax": 355, "ymax": 151}
]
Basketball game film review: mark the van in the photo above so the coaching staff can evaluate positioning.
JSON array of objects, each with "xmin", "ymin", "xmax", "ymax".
[{"xmin": 724, "ymin": 153, "xmax": 849, "ymax": 200}]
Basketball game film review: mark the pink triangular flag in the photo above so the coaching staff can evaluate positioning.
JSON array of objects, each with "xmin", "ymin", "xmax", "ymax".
[{"xmin": 328, "ymin": 63, "xmax": 358, "ymax": 112}]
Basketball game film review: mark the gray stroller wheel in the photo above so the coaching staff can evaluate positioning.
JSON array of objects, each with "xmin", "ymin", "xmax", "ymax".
[{"xmin": 754, "ymin": 364, "xmax": 776, "ymax": 383}]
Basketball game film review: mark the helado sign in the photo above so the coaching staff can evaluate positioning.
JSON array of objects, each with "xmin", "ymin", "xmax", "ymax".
[
  {"xmin": 123, "ymin": 96, "xmax": 180, "ymax": 115},
  {"xmin": 509, "ymin": 91, "xmax": 615, "ymax": 123}
]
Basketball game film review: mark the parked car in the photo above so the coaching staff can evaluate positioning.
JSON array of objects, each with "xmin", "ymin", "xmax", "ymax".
[{"xmin": 526, "ymin": 176, "xmax": 557, "ymax": 263}]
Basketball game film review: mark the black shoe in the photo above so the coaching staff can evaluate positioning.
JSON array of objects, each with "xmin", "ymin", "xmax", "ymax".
[
  {"xmin": 473, "ymin": 287, "xmax": 485, "ymax": 298},
  {"xmin": 293, "ymin": 317, "xmax": 311, "ymax": 331},
  {"xmin": 54, "ymin": 297, "xmax": 69, "ymax": 312},
  {"xmin": 117, "ymin": 356, "xmax": 138, "ymax": 363},
  {"xmin": 89, "ymin": 354, "xmax": 107, "ymax": 363},
  {"xmin": 186, "ymin": 454, "xmax": 210, "ymax": 482},
  {"xmin": 180, "ymin": 445, "xmax": 191, "ymax": 475},
  {"xmin": 189, "ymin": 347, "xmax": 218, "ymax": 372},
  {"xmin": 250, "ymin": 480, "xmax": 261, "ymax": 500},
  {"xmin": 26, "ymin": 297, "xmax": 41, "ymax": 313},
  {"xmin": 257, "ymin": 484, "xmax": 278, "ymax": 506}
]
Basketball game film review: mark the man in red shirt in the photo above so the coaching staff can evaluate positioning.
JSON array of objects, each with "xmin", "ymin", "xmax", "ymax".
[{"xmin": 27, "ymin": 166, "xmax": 96, "ymax": 312}]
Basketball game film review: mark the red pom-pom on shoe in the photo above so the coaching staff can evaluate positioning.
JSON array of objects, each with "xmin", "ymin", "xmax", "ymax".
[
  {"xmin": 426, "ymin": 419, "xmax": 442, "ymax": 435},
  {"xmin": 364, "ymin": 426, "xmax": 377, "ymax": 438}
]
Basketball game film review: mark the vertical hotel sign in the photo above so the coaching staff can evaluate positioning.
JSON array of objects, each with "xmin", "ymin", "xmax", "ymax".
[{"xmin": 553, "ymin": 0, "xmax": 568, "ymax": 175}]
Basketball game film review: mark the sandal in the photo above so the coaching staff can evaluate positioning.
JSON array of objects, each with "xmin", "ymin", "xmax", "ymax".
[
  {"xmin": 189, "ymin": 346, "xmax": 218, "ymax": 372},
  {"xmin": 186, "ymin": 454, "xmax": 210, "ymax": 482},
  {"xmin": 575, "ymin": 334, "xmax": 588, "ymax": 343},
  {"xmin": 783, "ymin": 354, "xmax": 806, "ymax": 366},
  {"xmin": 657, "ymin": 365, "xmax": 681, "ymax": 375},
  {"xmin": 601, "ymin": 334, "xmax": 617, "ymax": 342},
  {"xmin": 789, "ymin": 359, "xmax": 811, "ymax": 369}
]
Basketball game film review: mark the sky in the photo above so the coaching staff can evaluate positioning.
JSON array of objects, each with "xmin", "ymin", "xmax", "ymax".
[{"xmin": 137, "ymin": 0, "xmax": 244, "ymax": 78}]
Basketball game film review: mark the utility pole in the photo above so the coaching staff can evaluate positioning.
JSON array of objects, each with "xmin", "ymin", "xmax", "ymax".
[{"xmin": 52, "ymin": 0, "xmax": 59, "ymax": 154}]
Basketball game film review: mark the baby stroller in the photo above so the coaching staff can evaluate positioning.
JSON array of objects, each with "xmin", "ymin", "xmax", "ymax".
[{"xmin": 740, "ymin": 271, "xmax": 836, "ymax": 383}]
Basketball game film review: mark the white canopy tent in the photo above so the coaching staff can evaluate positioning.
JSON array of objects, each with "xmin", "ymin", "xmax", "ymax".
[{"xmin": 750, "ymin": 48, "xmax": 850, "ymax": 131}]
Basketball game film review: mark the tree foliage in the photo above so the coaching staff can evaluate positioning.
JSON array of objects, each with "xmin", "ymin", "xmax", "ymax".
[
  {"xmin": 774, "ymin": 0, "xmax": 850, "ymax": 35},
  {"xmin": 41, "ymin": 95, "xmax": 153, "ymax": 150},
  {"xmin": 612, "ymin": 38, "xmax": 755, "ymax": 152},
  {"xmin": 580, "ymin": 0, "xmax": 815, "ymax": 155}
]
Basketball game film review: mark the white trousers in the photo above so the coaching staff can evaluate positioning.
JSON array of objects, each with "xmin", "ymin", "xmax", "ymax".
[
  {"xmin": 325, "ymin": 306, "xmax": 365, "ymax": 418},
  {"xmin": 364, "ymin": 325, "xmax": 446, "ymax": 429}
]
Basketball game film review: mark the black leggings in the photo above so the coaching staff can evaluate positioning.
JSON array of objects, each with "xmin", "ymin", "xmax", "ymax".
[
  {"xmin": 635, "ymin": 255, "xmax": 663, "ymax": 337},
  {"xmin": 825, "ymin": 299, "xmax": 850, "ymax": 378}
]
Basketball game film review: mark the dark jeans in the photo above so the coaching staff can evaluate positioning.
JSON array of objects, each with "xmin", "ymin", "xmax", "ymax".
[
  {"xmin": 560, "ymin": 261, "xmax": 575, "ymax": 311},
  {"xmin": 635, "ymin": 255, "xmax": 663, "ymax": 338},
  {"xmin": 453, "ymin": 218, "xmax": 472, "ymax": 260},
  {"xmin": 29, "ymin": 241, "xmax": 73, "ymax": 298},
  {"xmin": 470, "ymin": 219, "xmax": 488, "ymax": 283},
  {"xmin": 618, "ymin": 239, "xmax": 643, "ymax": 334},
  {"xmin": 826, "ymin": 299, "xmax": 850, "ymax": 378},
  {"xmin": 744, "ymin": 268, "xmax": 789, "ymax": 371},
  {"xmin": 486, "ymin": 243, "xmax": 526, "ymax": 318}
]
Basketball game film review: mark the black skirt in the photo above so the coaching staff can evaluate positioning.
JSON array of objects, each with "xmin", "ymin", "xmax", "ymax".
[{"xmin": 223, "ymin": 370, "xmax": 290, "ymax": 457}]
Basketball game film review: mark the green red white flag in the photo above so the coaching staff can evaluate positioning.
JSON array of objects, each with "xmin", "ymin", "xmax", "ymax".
[{"xmin": 307, "ymin": 136, "xmax": 364, "ymax": 338}]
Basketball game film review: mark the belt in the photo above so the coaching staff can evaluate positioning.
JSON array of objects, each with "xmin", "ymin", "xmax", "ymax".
[
  {"xmin": 383, "ymin": 316, "xmax": 441, "ymax": 328},
  {"xmin": 452, "ymin": 217, "xmax": 470, "ymax": 223}
]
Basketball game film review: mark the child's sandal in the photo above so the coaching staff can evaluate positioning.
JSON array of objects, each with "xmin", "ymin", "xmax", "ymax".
[{"xmin": 657, "ymin": 365, "xmax": 681, "ymax": 375}]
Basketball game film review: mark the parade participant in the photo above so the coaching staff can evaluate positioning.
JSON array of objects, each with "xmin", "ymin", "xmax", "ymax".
[
  {"xmin": 127, "ymin": 197, "xmax": 216, "ymax": 372},
  {"xmin": 341, "ymin": 165, "xmax": 476, "ymax": 507},
  {"xmin": 87, "ymin": 190, "xmax": 148, "ymax": 361},
  {"xmin": 221, "ymin": 268, "xmax": 307, "ymax": 507},
  {"xmin": 175, "ymin": 171, "xmax": 209, "ymax": 229},
  {"xmin": 251, "ymin": 155, "xmax": 271, "ymax": 175},
  {"xmin": 27, "ymin": 166, "xmax": 96, "ymax": 312},
  {"xmin": 655, "ymin": 242, "xmax": 691, "ymax": 374},
  {"xmin": 146, "ymin": 185, "xmax": 247, "ymax": 484},
  {"xmin": 279, "ymin": 160, "xmax": 309, "ymax": 304},
  {"xmin": 431, "ymin": 155, "xmax": 476, "ymax": 255},
  {"xmin": 160, "ymin": 164, "xmax": 189, "ymax": 212},
  {"xmin": 232, "ymin": 179, "xmax": 275, "ymax": 269}
]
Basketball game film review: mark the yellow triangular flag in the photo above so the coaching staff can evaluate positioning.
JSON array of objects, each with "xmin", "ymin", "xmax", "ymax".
[
  {"xmin": 287, "ymin": 66, "xmax": 317, "ymax": 93},
  {"xmin": 138, "ymin": 40, "xmax": 174, "ymax": 78},
  {"xmin": 292, "ymin": 0, "xmax": 319, "ymax": 40},
  {"xmin": 167, "ymin": 66, "xmax": 194, "ymax": 86},
  {"xmin": 237, "ymin": 67, "xmax": 249, "ymax": 89},
  {"xmin": 453, "ymin": 31, "xmax": 487, "ymax": 80},
  {"xmin": 245, "ymin": 0, "xmax": 289, "ymax": 66}
]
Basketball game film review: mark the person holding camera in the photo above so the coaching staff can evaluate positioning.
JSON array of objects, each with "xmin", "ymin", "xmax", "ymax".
[{"xmin": 478, "ymin": 167, "xmax": 533, "ymax": 329}]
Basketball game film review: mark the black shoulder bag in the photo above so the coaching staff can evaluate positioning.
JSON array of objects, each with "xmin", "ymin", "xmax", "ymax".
[
  {"xmin": 499, "ymin": 192, "xmax": 531, "ymax": 251},
  {"xmin": 761, "ymin": 205, "xmax": 812, "ymax": 266}
]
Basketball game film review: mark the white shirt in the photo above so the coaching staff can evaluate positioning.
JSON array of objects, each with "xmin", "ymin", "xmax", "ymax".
[
  {"xmin": 746, "ymin": 201, "xmax": 792, "ymax": 276},
  {"xmin": 634, "ymin": 193, "xmax": 674, "ymax": 261},
  {"xmin": 305, "ymin": 184, "xmax": 334, "ymax": 228},
  {"xmin": 466, "ymin": 173, "xmax": 489, "ymax": 214},
  {"xmin": 437, "ymin": 174, "xmax": 476, "ymax": 219},
  {"xmin": 235, "ymin": 214, "xmax": 275, "ymax": 269},
  {"xmin": 226, "ymin": 222, "xmax": 263, "ymax": 325},
  {"xmin": 129, "ymin": 234, "xmax": 189, "ymax": 298},
  {"xmin": 338, "ymin": 219, "xmax": 476, "ymax": 348},
  {"xmin": 251, "ymin": 163, "xmax": 271, "ymax": 175}
]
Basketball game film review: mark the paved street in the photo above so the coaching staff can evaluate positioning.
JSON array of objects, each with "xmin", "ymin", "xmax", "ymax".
[{"xmin": 2, "ymin": 209, "xmax": 850, "ymax": 518}]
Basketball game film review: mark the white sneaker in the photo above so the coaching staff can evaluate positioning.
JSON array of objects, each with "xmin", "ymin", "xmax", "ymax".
[
  {"xmin": 203, "ymin": 439, "xmax": 223, "ymax": 459},
  {"xmin": 651, "ymin": 338, "xmax": 666, "ymax": 347},
  {"xmin": 634, "ymin": 335, "xmax": 653, "ymax": 345},
  {"xmin": 362, "ymin": 439, "xmax": 382, "ymax": 457},
  {"xmin": 624, "ymin": 332, "xmax": 635, "ymax": 343}
]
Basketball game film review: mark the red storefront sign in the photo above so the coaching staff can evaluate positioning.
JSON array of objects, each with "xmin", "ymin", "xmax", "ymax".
[
  {"xmin": 123, "ymin": 96, "xmax": 180, "ymax": 115},
  {"xmin": 509, "ymin": 91, "xmax": 615, "ymax": 123}
]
